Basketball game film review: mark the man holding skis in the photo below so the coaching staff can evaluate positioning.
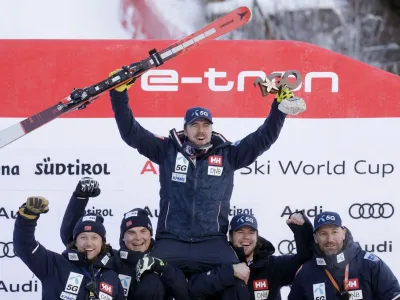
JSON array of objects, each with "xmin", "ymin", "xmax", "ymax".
[{"xmin": 108, "ymin": 68, "xmax": 306, "ymax": 297}]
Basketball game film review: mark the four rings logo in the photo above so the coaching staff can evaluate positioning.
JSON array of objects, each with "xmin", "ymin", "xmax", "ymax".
[
  {"xmin": 349, "ymin": 203, "xmax": 395, "ymax": 219},
  {"xmin": 0, "ymin": 242, "xmax": 16, "ymax": 258},
  {"xmin": 278, "ymin": 240, "xmax": 297, "ymax": 255}
]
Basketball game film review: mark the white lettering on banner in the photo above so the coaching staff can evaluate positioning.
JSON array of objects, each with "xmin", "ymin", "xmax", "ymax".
[
  {"xmin": 171, "ymin": 172, "xmax": 187, "ymax": 183},
  {"xmin": 313, "ymin": 283, "xmax": 326, "ymax": 300},
  {"xmin": 348, "ymin": 290, "xmax": 363, "ymax": 300},
  {"xmin": 82, "ymin": 216, "xmax": 97, "ymax": 222},
  {"xmin": 60, "ymin": 291, "xmax": 77, "ymax": 300},
  {"xmin": 254, "ymin": 290, "xmax": 269, "ymax": 300},
  {"xmin": 64, "ymin": 272, "xmax": 83, "ymax": 295},
  {"xmin": 208, "ymin": 166, "xmax": 223, "ymax": 176},
  {"xmin": 140, "ymin": 69, "xmax": 339, "ymax": 93},
  {"xmin": 175, "ymin": 153, "xmax": 189, "ymax": 174},
  {"xmin": 99, "ymin": 291, "xmax": 113, "ymax": 300}
]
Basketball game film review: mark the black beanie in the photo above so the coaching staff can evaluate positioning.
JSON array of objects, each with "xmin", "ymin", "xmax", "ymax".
[
  {"xmin": 120, "ymin": 208, "xmax": 153, "ymax": 238},
  {"xmin": 73, "ymin": 213, "xmax": 106, "ymax": 240}
]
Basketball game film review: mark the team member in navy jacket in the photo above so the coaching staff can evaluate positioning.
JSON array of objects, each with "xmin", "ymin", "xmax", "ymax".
[
  {"xmin": 188, "ymin": 212, "xmax": 314, "ymax": 300},
  {"xmin": 60, "ymin": 177, "xmax": 190, "ymax": 300},
  {"xmin": 13, "ymin": 196, "xmax": 125, "ymax": 300},
  {"xmin": 288, "ymin": 211, "xmax": 400, "ymax": 300},
  {"xmin": 108, "ymin": 69, "xmax": 306, "ymax": 276}
]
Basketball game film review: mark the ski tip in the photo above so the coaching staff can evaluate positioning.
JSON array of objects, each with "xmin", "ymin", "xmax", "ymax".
[{"xmin": 236, "ymin": 6, "xmax": 253, "ymax": 24}]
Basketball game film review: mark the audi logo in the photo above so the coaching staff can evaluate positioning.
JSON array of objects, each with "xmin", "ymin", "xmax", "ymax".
[
  {"xmin": 0, "ymin": 242, "xmax": 16, "ymax": 258},
  {"xmin": 278, "ymin": 240, "xmax": 297, "ymax": 255},
  {"xmin": 349, "ymin": 203, "xmax": 394, "ymax": 219}
]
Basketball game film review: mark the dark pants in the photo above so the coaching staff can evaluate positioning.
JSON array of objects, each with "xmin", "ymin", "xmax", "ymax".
[{"xmin": 149, "ymin": 238, "xmax": 240, "ymax": 275}]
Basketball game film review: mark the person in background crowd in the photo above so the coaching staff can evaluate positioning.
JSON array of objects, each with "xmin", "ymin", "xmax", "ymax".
[
  {"xmin": 13, "ymin": 196, "xmax": 125, "ymax": 300},
  {"xmin": 288, "ymin": 211, "xmax": 400, "ymax": 300},
  {"xmin": 60, "ymin": 177, "xmax": 189, "ymax": 300}
]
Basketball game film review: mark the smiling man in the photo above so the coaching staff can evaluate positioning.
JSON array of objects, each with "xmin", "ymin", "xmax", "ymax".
[
  {"xmin": 288, "ymin": 211, "xmax": 400, "ymax": 300},
  {"xmin": 109, "ymin": 68, "xmax": 306, "ymax": 290}
]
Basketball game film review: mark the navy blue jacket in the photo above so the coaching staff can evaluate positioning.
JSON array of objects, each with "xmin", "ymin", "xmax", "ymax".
[
  {"xmin": 188, "ymin": 218, "xmax": 314, "ymax": 300},
  {"xmin": 60, "ymin": 192, "xmax": 189, "ymax": 300},
  {"xmin": 288, "ymin": 230, "xmax": 400, "ymax": 300},
  {"xmin": 13, "ymin": 215, "xmax": 125, "ymax": 300},
  {"xmin": 110, "ymin": 90, "xmax": 286, "ymax": 242}
]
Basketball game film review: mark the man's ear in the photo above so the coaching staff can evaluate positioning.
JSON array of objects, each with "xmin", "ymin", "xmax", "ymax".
[{"xmin": 313, "ymin": 233, "xmax": 318, "ymax": 244}]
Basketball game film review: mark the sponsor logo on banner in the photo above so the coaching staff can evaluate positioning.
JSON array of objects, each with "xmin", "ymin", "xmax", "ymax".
[
  {"xmin": 86, "ymin": 207, "xmax": 114, "ymax": 217},
  {"xmin": 208, "ymin": 155, "xmax": 222, "ymax": 166},
  {"xmin": 34, "ymin": 157, "xmax": 111, "ymax": 175},
  {"xmin": 0, "ymin": 164, "xmax": 19, "ymax": 175},
  {"xmin": 141, "ymin": 69, "xmax": 339, "ymax": 93},
  {"xmin": 99, "ymin": 291, "xmax": 113, "ymax": 300},
  {"xmin": 278, "ymin": 240, "xmax": 296, "ymax": 255},
  {"xmin": 0, "ymin": 207, "xmax": 18, "ymax": 219},
  {"xmin": 349, "ymin": 203, "xmax": 394, "ymax": 219},
  {"xmin": 64, "ymin": 272, "xmax": 83, "ymax": 295},
  {"xmin": 313, "ymin": 283, "xmax": 326, "ymax": 300},
  {"xmin": 144, "ymin": 205, "xmax": 254, "ymax": 218},
  {"xmin": 175, "ymin": 153, "xmax": 189, "ymax": 174},
  {"xmin": 119, "ymin": 275, "xmax": 132, "ymax": 297},
  {"xmin": 0, "ymin": 279, "xmax": 39, "ymax": 292},
  {"xmin": 0, "ymin": 242, "xmax": 16, "ymax": 258},
  {"xmin": 100, "ymin": 282, "xmax": 113, "ymax": 294},
  {"xmin": 363, "ymin": 241, "xmax": 392, "ymax": 253},
  {"xmin": 171, "ymin": 172, "xmax": 187, "ymax": 183},
  {"xmin": 281, "ymin": 206, "xmax": 323, "ymax": 218}
]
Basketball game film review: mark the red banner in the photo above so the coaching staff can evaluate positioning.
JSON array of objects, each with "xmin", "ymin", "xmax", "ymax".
[{"xmin": 0, "ymin": 39, "xmax": 399, "ymax": 118}]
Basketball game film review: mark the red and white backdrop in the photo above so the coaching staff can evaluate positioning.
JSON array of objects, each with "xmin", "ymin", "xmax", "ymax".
[{"xmin": 1, "ymin": 1, "xmax": 400, "ymax": 300}]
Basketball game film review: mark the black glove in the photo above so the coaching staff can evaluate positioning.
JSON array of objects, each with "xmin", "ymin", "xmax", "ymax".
[
  {"xmin": 73, "ymin": 177, "xmax": 101, "ymax": 199},
  {"xmin": 18, "ymin": 196, "xmax": 50, "ymax": 220},
  {"xmin": 136, "ymin": 254, "xmax": 166, "ymax": 282}
]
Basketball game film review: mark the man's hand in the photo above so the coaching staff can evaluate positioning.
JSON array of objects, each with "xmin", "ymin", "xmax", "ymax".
[
  {"xmin": 276, "ymin": 86, "xmax": 306, "ymax": 115},
  {"xmin": 287, "ymin": 213, "xmax": 305, "ymax": 226},
  {"xmin": 109, "ymin": 68, "xmax": 136, "ymax": 92},
  {"xmin": 233, "ymin": 263, "xmax": 250, "ymax": 284},
  {"xmin": 136, "ymin": 254, "xmax": 166, "ymax": 282},
  {"xmin": 18, "ymin": 196, "xmax": 49, "ymax": 220},
  {"xmin": 74, "ymin": 177, "xmax": 101, "ymax": 199}
]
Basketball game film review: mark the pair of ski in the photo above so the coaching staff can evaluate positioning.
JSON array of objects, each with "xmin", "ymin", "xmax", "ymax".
[{"xmin": 0, "ymin": 6, "xmax": 252, "ymax": 150}]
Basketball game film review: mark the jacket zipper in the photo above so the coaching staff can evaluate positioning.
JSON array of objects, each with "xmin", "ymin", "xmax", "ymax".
[
  {"xmin": 191, "ymin": 166, "xmax": 198, "ymax": 241},
  {"xmin": 217, "ymin": 201, "xmax": 221, "ymax": 232},
  {"xmin": 165, "ymin": 201, "xmax": 170, "ymax": 229}
]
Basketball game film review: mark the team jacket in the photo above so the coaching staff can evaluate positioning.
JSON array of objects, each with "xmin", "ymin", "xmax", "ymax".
[
  {"xmin": 110, "ymin": 89, "xmax": 286, "ymax": 242},
  {"xmin": 13, "ymin": 215, "xmax": 125, "ymax": 300},
  {"xmin": 188, "ymin": 218, "xmax": 314, "ymax": 300},
  {"xmin": 288, "ymin": 231, "xmax": 400, "ymax": 300},
  {"xmin": 60, "ymin": 192, "xmax": 189, "ymax": 300}
]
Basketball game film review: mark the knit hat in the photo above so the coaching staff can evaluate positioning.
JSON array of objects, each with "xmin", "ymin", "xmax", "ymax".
[
  {"xmin": 73, "ymin": 213, "xmax": 106, "ymax": 240},
  {"xmin": 120, "ymin": 208, "xmax": 153, "ymax": 238}
]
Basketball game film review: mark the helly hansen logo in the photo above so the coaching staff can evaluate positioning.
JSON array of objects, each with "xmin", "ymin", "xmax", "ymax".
[
  {"xmin": 100, "ymin": 282, "xmax": 113, "ymax": 294},
  {"xmin": 253, "ymin": 279, "xmax": 268, "ymax": 291},
  {"xmin": 347, "ymin": 278, "xmax": 359, "ymax": 290},
  {"xmin": 208, "ymin": 155, "xmax": 222, "ymax": 166}
]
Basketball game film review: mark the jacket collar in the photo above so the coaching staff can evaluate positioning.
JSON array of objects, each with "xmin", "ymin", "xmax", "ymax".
[
  {"xmin": 62, "ymin": 248, "xmax": 114, "ymax": 269},
  {"xmin": 118, "ymin": 239, "xmax": 155, "ymax": 265}
]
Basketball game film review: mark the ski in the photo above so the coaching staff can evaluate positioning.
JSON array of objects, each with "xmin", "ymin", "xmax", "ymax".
[{"xmin": 0, "ymin": 6, "xmax": 252, "ymax": 150}]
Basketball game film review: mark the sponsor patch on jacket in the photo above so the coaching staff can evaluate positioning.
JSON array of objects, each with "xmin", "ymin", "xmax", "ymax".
[
  {"xmin": 119, "ymin": 275, "xmax": 132, "ymax": 297},
  {"xmin": 172, "ymin": 172, "xmax": 187, "ymax": 183},
  {"xmin": 336, "ymin": 252, "xmax": 345, "ymax": 263},
  {"xmin": 348, "ymin": 290, "xmax": 363, "ymax": 300},
  {"xmin": 253, "ymin": 279, "xmax": 269, "ymax": 300},
  {"xmin": 100, "ymin": 282, "xmax": 113, "ymax": 295},
  {"xmin": 347, "ymin": 278, "xmax": 359, "ymax": 290},
  {"xmin": 316, "ymin": 258, "xmax": 326, "ymax": 265},
  {"xmin": 364, "ymin": 252, "xmax": 380, "ymax": 262},
  {"xmin": 64, "ymin": 272, "xmax": 83, "ymax": 295},
  {"xmin": 208, "ymin": 155, "xmax": 222, "ymax": 166},
  {"xmin": 313, "ymin": 283, "xmax": 326, "ymax": 300},
  {"xmin": 99, "ymin": 291, "xmax": 113, "ymax": 300},
  {"xmin": 175, "ymin": 152, "xmax": 189, "ymax": 173},
  {"xmin": 120, "ymin": 251, "xmax": 128, "ymax": 259},
  {"xmin": 101, "ymin": 255, "xmax": 110, "ymax": 266},
  {"xmin": 60, "ymin": 291, "xmax": 77, "ymax": 300},
  {"xmin": 208, "ymin": 166, "xmax": 223, "ymax": 176}
]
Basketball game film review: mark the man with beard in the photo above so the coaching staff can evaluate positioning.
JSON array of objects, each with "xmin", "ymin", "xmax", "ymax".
[
  {"xmin": 60, "ymin": 177, "xmax": 189, "ymax": 300},
  {"xmin": 186, "ymin": 212, "xmax": 314, "ymax": 300},
  {"xmin": 288, "ymin": 211, "xmax": 400, "ymax": 300}
]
